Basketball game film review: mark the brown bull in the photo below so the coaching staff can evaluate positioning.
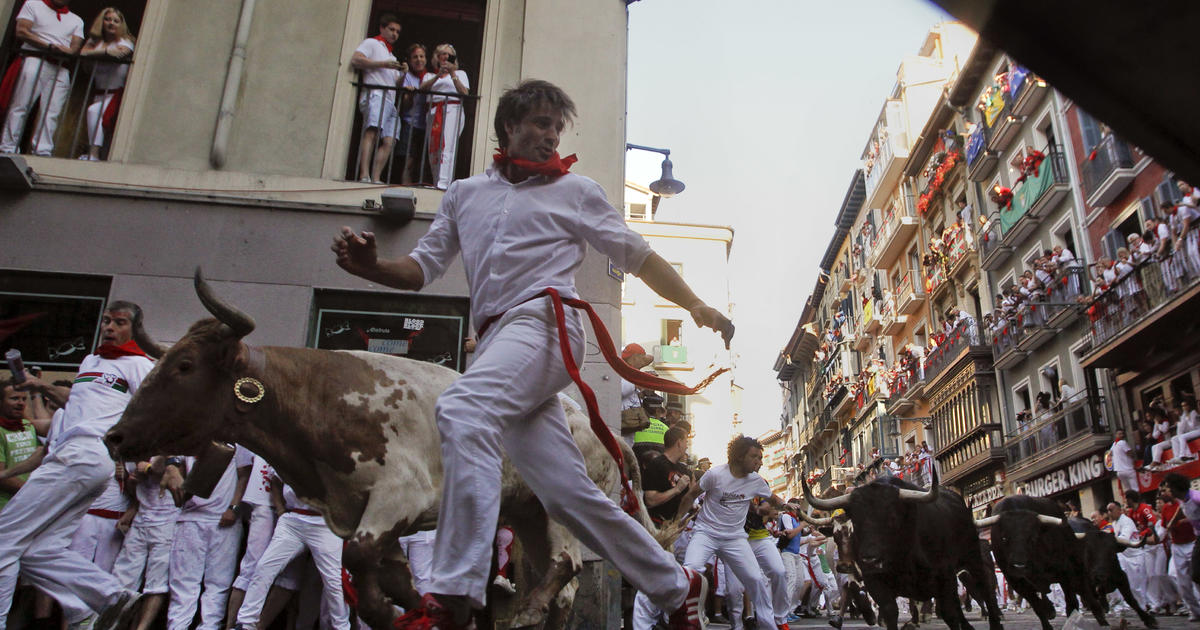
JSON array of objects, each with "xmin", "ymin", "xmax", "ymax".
[{"xmin": 105, "ymin": 270, "xmax": 666, "ymax": 629}]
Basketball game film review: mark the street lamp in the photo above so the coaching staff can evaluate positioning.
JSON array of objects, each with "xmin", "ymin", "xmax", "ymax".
[{"xmin": 625, "ymin": 143, "xmax": 686, "ymax": 197}]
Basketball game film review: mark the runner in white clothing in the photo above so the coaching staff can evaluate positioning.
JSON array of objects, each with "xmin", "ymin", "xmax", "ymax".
[
  {"xmin": 333, "ymin": 79, "xmax": 732, "ymax": 630},
  {"xmin": 0, "ymin": 302, "xmax": 156, "ymax": 629},
  {"xmin": 683, "ymin": 436, "xmax": 785, "ymax": 628}
]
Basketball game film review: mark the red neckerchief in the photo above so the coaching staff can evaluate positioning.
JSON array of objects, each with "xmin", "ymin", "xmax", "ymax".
[
  {"xmin": 41, "ymin": 0, "xmax": 68, "ymax": 20},
  {"xmin": 372, "ymin": 35, "xmax": 393, "ymax": 54},
  {"xmin": 0, "ymin": 416, "xmax": 25, "ymax": 433},
  {"xmin": 95, "ymin": 339, "xmax": 149, "ymax": 360},
  {"xmin": 492, "ymin": 149, "xmax": 578, "ymax": 178}
]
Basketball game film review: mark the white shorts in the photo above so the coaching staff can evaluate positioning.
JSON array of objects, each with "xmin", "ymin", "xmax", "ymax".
[
  {"xmin": 359, "ymin": 90, "xmax": 400, "ymax": 138},
  {"xmin": 112, "ymin": 521, "xmax": 175, "ymax": 594}
]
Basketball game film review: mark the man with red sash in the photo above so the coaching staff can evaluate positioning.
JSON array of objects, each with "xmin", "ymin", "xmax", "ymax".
[
  {"xmin": 0, "ymin": 301, "xmax": 155, "ymax": 629},
  {"xmin": 332, "ymin": 79, "xmax": 733, "ymax": 629},
  {"xmin": 0, "ymin": 0, "xmax": 84, "ymax": 156}
]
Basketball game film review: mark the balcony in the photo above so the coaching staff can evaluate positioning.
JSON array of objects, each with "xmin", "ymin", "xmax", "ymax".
[
  {"xmin": 1043, "ymin": 266, "xmax": 1089, "ymax": 328},
  {"xmin": 1081, "ymin": 135, "xmax": 1137, "ymax": 208},
  {"xmin": 944, "ymin": 228, "xmax": 974, "ymax": 280},
  {"xmin": 980, "ymin": 145, "xmax": 1070, "ymax": 269},
  {"xmin": 965, "ymin": 123, "xmax": 999, "ymax": 182},
  {"xmin": 1008, "ymin": 66, "xmax": 1049, "ymax": 117},
  {"xmin": 924, "ymin": 263, "xmax": 949, "ymax": 300},
  {"xmin": 978, "ymin": 217, "xmax": 1012, "ymax": 271},
  {"xmin": 653, "ymin": 344, "xmax": 688, "ymax": 365},
  {"xmin": 1005, "ymin": 395, "xmax": 1109, "ymax": 473},
  {"xmin": 852, "ymin": 329, "xmax": 873, "ymax": 352},
  {"xmin": 869, "ymin": 204, "xmax": 920, "ymax": 270},
  {"xmin": 862, "ymin": 100, "xmax": 911, "ymax": 209},
  {"xmin": 862, "ymin": 298, "xmax": 882, "ymax": 335},
  {"xmin": 1085, "ymin": 253, "xmax": 1200, "ymax": 360},
  {"xmin": 895, "ymin": 272, "xmax": 926, "ymax": 315},
  {"xmin": 883, "ymin": 313, "xmax": 907, "ymax": 336},
  {"xmin": 1022, "ymin": 146, "xmax": 1071, "ymax": 220},
  {"xmin": 991, "ymin": 320, "xmax": 1027, "ymax": 369},
  {"xmin": 985, "ymin": 91, "xmax": 1024, "ymax": 153},
  {"xmin": 886, "ymin": 368, "xmax": 921, "ymax": 415},
  {"xmin": 923, "ymin": 319, "xmax": 979, "ymax": 386}
]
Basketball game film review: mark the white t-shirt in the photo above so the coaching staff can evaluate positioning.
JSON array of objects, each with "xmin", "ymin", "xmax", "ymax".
[
  {"xmin": 16, "ymin": 0, "xmax": 83, "ymax": 53},
  {"xmin": 693, "ymin": 463, "xmax": 771, "ymax": 539},
  {"xmin": 177, "ymin": 446, "xmax": 253, "ymax": 522},
  {"xmin": 89, "ymin": 473, "xmax": 128, "ymax": 513},
  {"xmin": 127, "ymin": 462, "xmax": 181, "ymax": 526},
  {"xmin": 282, "ymin": 483, "xmax": 324, "ymax": 522},
  {"xmin": 354, "ymin": 37, "xmax": 399, "ymax": 89},
  {"xmin": 91, "ymin": 37, "xmax": 134, "ymax": 90},
  {"xmin": 242, "ymin": 453, "xmax": 274, "ymax": 507},
  {"xmin": 427, "ymin": 70, "xmax": 468, "ymax": 103},
  {"xmin": 52, "ymin": 353, "xmax": 154, "ymax": 448},
  {"xmin": 620, "ymin": 380, "xmax": 640, "ymax": 410},
  {"xmin": 1111, "ymin": 439, "xmax": 1135, "ymax": 473}
]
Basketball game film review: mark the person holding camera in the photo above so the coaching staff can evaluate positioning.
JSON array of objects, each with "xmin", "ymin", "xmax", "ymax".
[
  {"xmin": 350, "ymin": 13, "xmax": 407, "ymax": 184},
  {"xmin": 421, "ymin": 43, "xmax": 470, "ymax": 190}
]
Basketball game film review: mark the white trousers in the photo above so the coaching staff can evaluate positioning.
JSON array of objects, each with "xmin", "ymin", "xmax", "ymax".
[
  {"xmin": 805, "ymin": 552, "xmax": 838, "ymax": 612},
  {"xmin": 233, "ymin": 503, "xmax": 276, "ymax": 591},
  {"xmin": 68, "ymin": 512, "xmax": 124, "ymax": 572},
  {"xmin": 168, "ymin": 519, "xmax": 242, "ymax": 630},
  {"xmin": 1145, "ymin": 545, "xmax": 1175, "ymax": 609},
  {"xmin": 1118, "ymin": 549, "xmax": 1149, "ymax": 608},
  {"xmin": 236, "ymin": 513, "xmax": 348, "ymax": 630},
  {"xmin": 84, "ymin": 92, "xmax": 117, "ymax": 149},
  {"xmin": 398, "ymin": 530, "xmax": 435, "ymax": 596},
  {"xmin": 781, "ymin": 550, "xmax": 809, "ymax": 610},
  {"xmin": 0, "ymin": 437, "xmax": 123, "ymax": 626},
  {"xmin": 1116, "ymin": 471, "xmax": 1140, "ymax": 494},
  {"xmin": 112, "ymin": 520, "xmax": 175, "ymax": 594},
  {"xmin": 0, "ymin": 57, "xmax": 71, "ymax": 155},
  {"xmin": 631, "ymin": 528, "xmax": 690, "ymax": 630},
  {"xmin": 684, "ymin": 531, "xmax": 772, "ymax": 627},
  {"xmin": 1171, "ymin": 541, "xmax": 1200, "ymax": 615},
  {"xmin": 748, "ymin": 537, "xmax": 789, "ymax": 624},
  {"xmin": 1174, "ymin": 430, "xmax": 1200, "ymax": 461},
  {"xmin": 427, "ymin": 102, "xmax": 464, "ymax": 190},
  {"xmin": 426, "ymin": 298, "xmax": 688, "ymax": 610}
]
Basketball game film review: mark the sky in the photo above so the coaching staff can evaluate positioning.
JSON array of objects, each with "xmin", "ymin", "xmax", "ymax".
[{"xmin": 625, "ymin": 0, "xmax": 952, "ymax": 439}]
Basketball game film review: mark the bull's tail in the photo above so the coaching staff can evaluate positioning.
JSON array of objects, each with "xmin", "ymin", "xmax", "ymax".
[{"xmin": 619, "ymin": 439, "xmax": 692, "ymax": 551}]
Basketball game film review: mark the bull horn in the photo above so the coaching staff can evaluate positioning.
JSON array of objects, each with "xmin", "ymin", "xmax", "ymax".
[
  {"xmin": 802, "ymin": 472, "xmax": 851, "ymax": 510},
  {"xmin": 194, "ymin": 267, "xmax": 256, "ymax": 338},
  {"xmin": 975, "ymin": 515, "xmax": 1000, "ymax": 528},
  {"xmin": 798, "ymin": 510, "xmax": 834, "ymax": 527},
  {"xmin": 1075, "ymin": 532, "xmax": 1087, "ymax": 540},
  {"xmin": 1116, "ymin": 536, "xmax": 1144, "ymax": 548},
  {"xmin": 1037, "ymin": 514, "xmax": 1064, "ymax": 527},
  {"xmin": 898, "ymin": 480, "xmax": 940, "ymax": 503},
  {"xmin": 132, "ymin": 324, "xmax": 167, "ymax": 360}
]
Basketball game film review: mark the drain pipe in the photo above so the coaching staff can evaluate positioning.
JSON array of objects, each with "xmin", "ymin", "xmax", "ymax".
[{"xmin": 211, "ymin": 0, "xmax": 257, "ymax": 169}]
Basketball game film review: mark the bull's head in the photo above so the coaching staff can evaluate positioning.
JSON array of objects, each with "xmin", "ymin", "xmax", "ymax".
[
  {"xmin": 978, "ymin": 511, "xmax": 1064, "ymax": 579},
  {"xmin": 105, "ymin": 268, "xmax": 258, "ymax": 461},
  {"xmin": 801, "ymin": 468, "xmax": 939, "ymax": 574},
  {"xmin": 1083, "ymin": 530, "xmax": 1140, "ymax": 588},
  {"xmin": 797, "ymin": 508, "xmax": 857, "ymax": 574}
]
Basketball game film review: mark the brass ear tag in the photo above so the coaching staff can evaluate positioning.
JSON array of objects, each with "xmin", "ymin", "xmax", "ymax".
[{"xmin": 234, "ymin": 377, "xmax": 265, "ymax": 404}]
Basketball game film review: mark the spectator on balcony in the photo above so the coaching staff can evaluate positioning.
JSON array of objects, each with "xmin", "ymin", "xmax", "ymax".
[
  {"xmin": 1170, "ymin": 181, "xmax": 1200, "ymax": 277},
  {"xmin": 1171, "ymin": 399, "xmax": 1200, "ymax": 465},
  {"xmin": 1114, "ymin": 247, "xmax": 1146, "ymax": 319},
  {"xmin": 0, "ymin": 0, "xmax": 84, "ymax": 157},
  {"xmin": 1111, "ymin": 428, "xmax": 1139, "ymax": 494},
  {"xmin": 351, "ymin": 13, "xmax": 406, "ymax": 184},
  {"xmin": 422, "ymin": 43, "xmax": 470, "ymax": 190},
  {"xmin": 1057, "ymin": 379, "xmax": 1076, "ymax": 407},
  {"xmin": 946, "ymin": 306, "xmax": 978, "ymax": 344},
  {"xmin": 1129, "ymin": 233, "xmax": 1154, "ymax": 265},
  {"xmin": 78, "ymin": 7, "xmax": 133, "ymax": 161},
  {"xmin": 1149, "ymin": 407, "xmax": 1175, "ymax": 468},
  {"xmin": 956, "ymin": 199, "xmax": 976, "ymax": 250},
  {"xmin": 398, "ymin": 43, "xmax": 429, "ymax": 185}
]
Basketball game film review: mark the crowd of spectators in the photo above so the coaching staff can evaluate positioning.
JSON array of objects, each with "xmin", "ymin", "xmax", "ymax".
[{"xmin": 1133, "ymin": 396, "xmax": 1200, "ymax": 471}]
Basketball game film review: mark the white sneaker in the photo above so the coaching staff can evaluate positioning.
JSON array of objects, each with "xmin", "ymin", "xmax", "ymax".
[
  {"xmin": 358, "ymin": 177, "xmax": 372, "ymax": 183},
  {"xmin": 96, "ymin": 590, "xmax": 142, "ymax": 630},
  {"xmin": 492, "ymin": 574, "xmax": 516, "ymax": 594}
]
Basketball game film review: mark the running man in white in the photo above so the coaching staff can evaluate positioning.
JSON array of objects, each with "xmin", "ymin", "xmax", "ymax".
[{"xmin": 683, "ymin": 435, "xmax": 785, "ymax": 629}]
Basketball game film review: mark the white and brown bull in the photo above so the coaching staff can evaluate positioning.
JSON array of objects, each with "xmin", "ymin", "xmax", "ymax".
[{"xmin": 104, "ymin": 270, "xmax": 668, "ymax": 629}]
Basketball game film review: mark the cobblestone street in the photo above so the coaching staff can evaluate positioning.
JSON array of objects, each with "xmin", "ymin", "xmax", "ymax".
[{"xmin": 707, "ymin": 608, "xmax": 1188, "ymax": 630}]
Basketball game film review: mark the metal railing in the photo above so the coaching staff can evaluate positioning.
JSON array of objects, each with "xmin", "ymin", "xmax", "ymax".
[
  {"xmin": 1087, "ymin": 252, "xmax": 1199, "ymax": 347},
  {"xmin": 923, "ymin": 319, "xmax": 979, "ymax": 384},
  {"xmin": 1004, "ymin": 394, "xmax": 1108, "ymax": 464},
  {"xmin": 1080, "ymin": 134, "xmax": 1135, "ymax": 198},
  {"xmin": 348, "ymin": 76, "xmax": 479, "ymax": 188},
  {"xmin": 0, "ymin": 47, "xmax": 133, "ymax": 160}
]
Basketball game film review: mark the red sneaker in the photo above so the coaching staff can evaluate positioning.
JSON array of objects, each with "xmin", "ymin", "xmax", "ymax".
[
  {"xmin": 393, "ymin": 593, "xmax": 470, "ymax": 630},
  {"xmin": 667, "ymin": 567, "xmax": 708, "ymax": 629}
]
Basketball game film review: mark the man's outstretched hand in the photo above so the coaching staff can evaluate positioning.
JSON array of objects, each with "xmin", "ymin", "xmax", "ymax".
[
  {"xmin": 331, "ymin": 227, "xmax": 378, "ymax": 278},
  {"xmin": 689, "ymin": 304, "xmax": 735, "ymax": 349}
]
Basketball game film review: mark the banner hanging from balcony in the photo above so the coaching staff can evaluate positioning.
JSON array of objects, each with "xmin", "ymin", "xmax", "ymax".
[
  {"xmin": 916, "ymin": 150, "xmax": 961, "ymax": 216},
  {"xmin": 983, "ymin": 87, "xmax": 1005, "ymax": 128},
  {"xmin": 1008, "ymin": 63, "xmax": 1029, "ymax": 100}
]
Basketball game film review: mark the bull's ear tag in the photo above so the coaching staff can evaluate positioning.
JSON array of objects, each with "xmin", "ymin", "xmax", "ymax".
[{"xmin": 234, "ymin": 377, "xmax": 266, "ymax": 404}]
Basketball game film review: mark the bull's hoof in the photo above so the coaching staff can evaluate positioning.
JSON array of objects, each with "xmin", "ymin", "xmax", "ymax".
[
  {"xmin": 829, "ymin": 615, "xmax": 843, "ymax": 629},
  {"xmin": 1140, "ymin": 614, "xmax": 1157, "ymax": 629},
  {"xmin": 510, "ymin": 606, "xmax": 548, "ymax": 628}
]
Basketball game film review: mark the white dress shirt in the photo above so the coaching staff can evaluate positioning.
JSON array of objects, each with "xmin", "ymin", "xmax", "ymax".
[{"xmin": 409, "ymin": 167, "xmax": 653, "ymax": 327}]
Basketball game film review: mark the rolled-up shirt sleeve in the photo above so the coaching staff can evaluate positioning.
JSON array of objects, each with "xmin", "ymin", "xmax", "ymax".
[
  {"xmin": 577, "ymin": 180, "xmax": 652, "ymax": 274},
  {"xmin": 409, "ymin": 187, "xmax": 461, "ymax": 284}
]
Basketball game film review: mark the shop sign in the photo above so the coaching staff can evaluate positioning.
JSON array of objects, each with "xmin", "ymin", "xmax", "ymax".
[
  {"xmin": 968, "ymin": 485, "xmax": 1005, "ymax": 508},
  {"xmin": 1024, "ymin": 453, "xmax": 1107, "ymax": 498}
]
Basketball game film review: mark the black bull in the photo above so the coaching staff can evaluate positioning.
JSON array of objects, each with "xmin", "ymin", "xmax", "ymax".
[
  {"xmin": 1070, "ymin": 516, "xmax": 1158, "ymax": 628},
  {"xmin": 804, "ymin": 471, "xmax": 1002, "ymax": 630}
]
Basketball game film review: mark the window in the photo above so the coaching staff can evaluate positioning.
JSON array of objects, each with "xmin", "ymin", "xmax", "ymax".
[
  {"xmin": 310, "ymin": 288, "xmax": 470, "ymax": 372},
  {"xmin": 1039, "ymin": 359, "xmax": 1060, "ymax": 399},
  {"xmin": 661, "ymin": 319, "xmax": 683, "ymax": 347},
  {"xmin": 1155, "ymin": 174, "xmax": 1183, "ymax": 208},
  {"xmin": 0, "ymin": 270, "xmax": 112, "ymax": 373},
  {"xmin": 0, "ymin": 0, "xmax": 148, "ymax": 160},
  {"xmin": 345, "ymin": 1, "xmax": 486, "ymax": 186},
  {"xmin": 627, "ymin": 203, "xmax": 648, "ymax": 220},
  {"xmin": 1077, "ymin": 109, "xmax": 1104, "ymax": 153}
]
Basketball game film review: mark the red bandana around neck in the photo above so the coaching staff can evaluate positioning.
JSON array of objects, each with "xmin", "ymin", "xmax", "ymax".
[
  {"xmin": 0, "ymin": 415, "xmax": 25, "ymax": 433},
  {"xmin": 41, "ymin": 0, "xmax": 68, "ymax": 20},
  {"xmin": 95, "ymin": 339, "xmax": 149, "ymax": 360},
  {"xmin": 372, "ymin": 35, "xmax": 393, "ymax": 54},
  {"xmin": 493, "ymin": 149, "xmax": 578, "ymax": 178}
]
